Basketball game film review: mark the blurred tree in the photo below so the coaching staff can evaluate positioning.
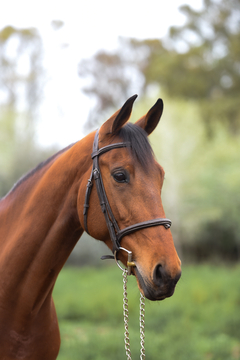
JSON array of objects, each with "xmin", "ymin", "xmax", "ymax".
[
  {"xmin": 0, "ymin": 25, "xmax": 44, "ymax": 131},
  {"xmin": 0, "ymin": 25, "xmax": 56, "ymax": 198},
  {"xmin": 0, "ymin": 26, "xmax": 43, "ymax": 119},
  {"xmin": 78, "ymin": 38, "xmax": 145, "ymax": 131},
  {"xmin": 141, "ymin": 0, "xmax": 240, "ymax": 135},
  {"xmin": 51, "ymin": 20, "xmax": 64, "ymax": 31},
  {"xmin": 79, "ymin": 0, "xmax": 240, "ymax": 135}
]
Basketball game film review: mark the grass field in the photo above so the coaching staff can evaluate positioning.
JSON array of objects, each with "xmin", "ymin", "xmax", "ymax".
[{"xmin": 53, "ymin": 264, "xmax": 240, "ymax": 360}]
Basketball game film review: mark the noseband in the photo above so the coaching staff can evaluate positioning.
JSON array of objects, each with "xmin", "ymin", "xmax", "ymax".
[{"xmin": 83, "ymin": 129, "xmax": 172, "ymax": 257}]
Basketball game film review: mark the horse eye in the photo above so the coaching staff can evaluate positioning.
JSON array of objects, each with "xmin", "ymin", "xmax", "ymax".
[{"xmin": 112, "ymin": 172, "xmax": 128, "ymax": 183}]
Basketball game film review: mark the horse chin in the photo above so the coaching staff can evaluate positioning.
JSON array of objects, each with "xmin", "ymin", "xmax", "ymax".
[
  {"xmin": 141, "ymin": 286, "xmax": 176, "ymax": 302},
  {"xmin": 134, "ymin": 267, "xmax": 176, "ymax": 302}
]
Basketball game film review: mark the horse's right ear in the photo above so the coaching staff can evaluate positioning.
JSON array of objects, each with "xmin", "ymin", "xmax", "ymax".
[{"xmin": 100, "ymin": 95, "xmax": 138, "ymax": 136}]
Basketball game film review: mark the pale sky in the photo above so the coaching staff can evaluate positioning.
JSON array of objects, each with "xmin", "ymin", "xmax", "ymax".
[{"xmin": 1, "ymin": 0, "xmax": 202, "ymax": 148}]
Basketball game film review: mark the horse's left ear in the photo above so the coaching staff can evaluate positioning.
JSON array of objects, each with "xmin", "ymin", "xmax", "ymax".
[{"xmin": 135, "ymin": 99, "xmax": 164, "ymax": 135}]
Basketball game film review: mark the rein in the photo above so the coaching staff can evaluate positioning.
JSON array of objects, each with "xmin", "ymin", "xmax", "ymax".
[{"xmin": 83, "ymin": 128, "xmax": 172, "ymax": 359}]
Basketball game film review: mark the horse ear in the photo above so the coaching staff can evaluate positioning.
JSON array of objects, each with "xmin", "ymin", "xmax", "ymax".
[
  {"xmin": 101, "ymin": 95, "xmax": 138, "ymax": 135},
  {"xmin": 135, "ymin": 99, "xmax": 163, "ymax": 135},
  {"xmin": 111, "ymin": 94, "xmax": 138, "ymax": 134}
]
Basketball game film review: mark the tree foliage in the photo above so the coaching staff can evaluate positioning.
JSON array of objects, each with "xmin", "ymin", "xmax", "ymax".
[
  {"xmin": 79, "ymin": 0, "xmax": 240, "ymax": 134},
  {"xmin": 79, "ymin": 38, "xmax": 144, "ymax": 131},
  {"xmin": 0, "ymin": 26, "xmax": 54, "ymax": 198},
  {"xmin": 0, "ymin": 25, "xmax": 44, "ymax": 121},
  {"xmin": 143, "ymin": 0, "xmax": 240, "ymax": 134}
]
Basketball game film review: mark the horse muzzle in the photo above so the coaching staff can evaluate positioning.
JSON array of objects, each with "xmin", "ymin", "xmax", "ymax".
[{"xmin": 113, "ymin": 247, "xmax": 181, "ymax": 301}]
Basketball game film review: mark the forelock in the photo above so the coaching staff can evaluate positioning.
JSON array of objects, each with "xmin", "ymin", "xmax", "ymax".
[{"xmin": 117, "ymin": 123, "xmax": 155, "ymax": 171}]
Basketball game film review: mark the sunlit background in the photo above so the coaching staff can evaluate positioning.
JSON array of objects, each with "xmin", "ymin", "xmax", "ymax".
[
  {"xmin": 1, "ymin": 0, "xmax": 202, "ymax": 147},
  {"xmin": 1, "ymin": 0, "xmax": 240, "ymax": 359}
]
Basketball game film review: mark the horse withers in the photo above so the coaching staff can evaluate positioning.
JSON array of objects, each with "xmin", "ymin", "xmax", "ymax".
[{"xmin": 0, "ymin": 95, "xmax": 181, "ymax": 359}]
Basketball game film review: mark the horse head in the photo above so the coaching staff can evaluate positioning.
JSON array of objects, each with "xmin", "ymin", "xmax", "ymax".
[{"xmin": 78, "ymin": 95, "xmax": 181, "ymax": 301}]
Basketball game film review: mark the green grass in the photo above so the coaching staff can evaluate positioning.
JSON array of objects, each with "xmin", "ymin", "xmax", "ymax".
[{"xmin": 53, "ymin": 264, "xmax": 240, "ymax": 360}]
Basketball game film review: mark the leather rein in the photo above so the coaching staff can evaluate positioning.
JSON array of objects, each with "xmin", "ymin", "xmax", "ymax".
[{"xmin": 83, "ymin": 129, "xmax": 172, "ymax": 262}]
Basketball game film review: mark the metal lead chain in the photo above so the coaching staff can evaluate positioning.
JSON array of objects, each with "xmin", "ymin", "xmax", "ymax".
[
  {"xmin": 140, "ymin": 293, "xmax": 145, "ymax": 360},
  {"xmin": 123, "ymin": 270, "xmax": 146, "ymax": 360},
  {"xmin": 123, "ymin": 270, "xmax": 132, "ymax": 360}
]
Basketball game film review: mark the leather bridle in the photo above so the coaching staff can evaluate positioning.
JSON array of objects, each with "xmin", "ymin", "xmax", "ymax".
[{"xmin": 83, "ymin": 129, "xmax": 172, "ymax": 259}]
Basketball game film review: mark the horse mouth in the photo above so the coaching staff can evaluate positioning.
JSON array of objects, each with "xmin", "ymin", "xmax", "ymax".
[{"xmin": 134, "ymin": 267, "xmax": 177, "ymax": 301}]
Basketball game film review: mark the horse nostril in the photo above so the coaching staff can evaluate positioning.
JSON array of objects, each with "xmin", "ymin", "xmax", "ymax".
[
  {"xmin": 153, "ymin": 264, "xmax": 164, "ymax": 285},
  {"xmin": 153, "ymin": 264, "xmax": 181, "ymax": 288}
]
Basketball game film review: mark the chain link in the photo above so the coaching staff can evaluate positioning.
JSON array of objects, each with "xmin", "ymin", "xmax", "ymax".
[
  {"xmin": 140, "ymin": 293, "xmax": 145, "ymax": 360},
  {"xmin": 123, "ymin": 270, "xmax": 132, "ymax": 360},
  {"xmin": 122, "ymin": 270, "xmax": 146, "ymax": 360}
]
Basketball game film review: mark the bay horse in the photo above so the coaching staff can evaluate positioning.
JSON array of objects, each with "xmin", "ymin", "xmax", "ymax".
[{"xmin": 0, "ymin": 95, "xmax": 181, "ymax": 360}]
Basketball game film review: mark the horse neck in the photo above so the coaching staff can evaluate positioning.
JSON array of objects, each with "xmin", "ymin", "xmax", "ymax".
[{"xmin": 0, "ymin": 134, "xmax": 93, "ymax": 314}]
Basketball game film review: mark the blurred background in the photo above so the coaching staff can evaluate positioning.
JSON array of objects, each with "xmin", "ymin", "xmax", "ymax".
[{"xmin": 1, "ymin": 0, "xmax": 240, "ymax": 359}]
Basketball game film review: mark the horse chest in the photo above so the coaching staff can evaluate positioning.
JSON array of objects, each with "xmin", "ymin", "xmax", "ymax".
[{"xmin": 0, "ymin": 297, "xmax": 60, "ymax": 360}]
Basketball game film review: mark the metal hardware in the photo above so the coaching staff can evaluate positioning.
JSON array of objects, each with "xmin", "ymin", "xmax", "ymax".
[
  {"xmin": 122, "ymin": 269, "xmax": 146, "ymax": 360},
  {"xmin": 123, "ymin": 270, "xmax": 132, "ymax": 360},
  {"xmin": 140, "ymin": 293, "xmax": 145, "ymax": 360},
  {"xmin": 114, "ymin": 247, "xmax": 136, "ymax": 276}
]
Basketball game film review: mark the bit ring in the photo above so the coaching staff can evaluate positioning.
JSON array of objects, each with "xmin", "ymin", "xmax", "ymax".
[{"xmin": 114, "ymin": 247, "xmax": 136, "ymax": 275}]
